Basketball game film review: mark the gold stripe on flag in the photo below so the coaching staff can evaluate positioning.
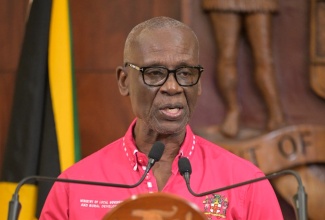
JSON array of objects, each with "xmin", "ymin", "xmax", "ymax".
[
  {"xmin": 49, "ymin": 0, "xmax": 76, "ymax": 171},
  {"xmin": 0, "ymin": 182, "xmax": 37, "ymax": 220}
]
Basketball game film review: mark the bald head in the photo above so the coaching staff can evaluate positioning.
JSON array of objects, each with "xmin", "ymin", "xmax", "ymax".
[{"xmin": 123, "ymin": 16, "xmax": 199, "ymax": 63}]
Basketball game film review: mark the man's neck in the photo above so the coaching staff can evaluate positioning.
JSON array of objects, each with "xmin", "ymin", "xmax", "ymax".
[
  {"xmin": 133, "ymin": 122, "xmax": 187, "ymax": 190},
  {"xmin": 133, "ymin": 121, "xmax": 186, "ymax": 157}
]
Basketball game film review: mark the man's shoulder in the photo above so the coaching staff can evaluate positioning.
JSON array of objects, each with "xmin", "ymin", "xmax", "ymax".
[
  {"xmin": 195, "ymin": 135, "xmax": 262, "ymax": 173},
  {"xmin": 195, "ymin": 135, "xmax": 230, "ymax": 155},
  {"xmin": 59, "ymin": 138, "xmax": 124, "ymax": 177}
]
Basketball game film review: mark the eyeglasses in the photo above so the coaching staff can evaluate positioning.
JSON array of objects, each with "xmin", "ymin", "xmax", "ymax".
[{"xmin": 125, "ymin": 62, "xmax": 204, "ymax": 87}]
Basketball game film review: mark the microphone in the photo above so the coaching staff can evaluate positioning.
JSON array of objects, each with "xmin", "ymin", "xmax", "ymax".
[
  {"xmin": 178, "ymin": 157, "xmax": 307, "ymax": 220},
  {"xmin": 8, "ymin": 141, "xmax": 165, "ymax": 220}
]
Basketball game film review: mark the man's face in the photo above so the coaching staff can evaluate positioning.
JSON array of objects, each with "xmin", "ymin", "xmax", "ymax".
[{"xmin": 122, "ymin": 27, "xmax": 201, "ymax": 134}]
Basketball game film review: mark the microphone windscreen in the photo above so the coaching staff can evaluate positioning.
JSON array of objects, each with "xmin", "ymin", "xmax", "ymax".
[
  {"xmin": 148, "ymin": 141, "xmax": 165, "ymax": 162},
  {"xmin": 178, "ymin": 157, "xmax": 192, "ymax": 175}
]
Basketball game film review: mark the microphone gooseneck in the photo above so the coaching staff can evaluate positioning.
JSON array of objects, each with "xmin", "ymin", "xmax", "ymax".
[
  {"xmin": 8, "ymin": 141, "xmax": 165, "ymax": 220},
  {"xmin": 178, "ymin": 157, "xmax": 307, "ymax": 220}
]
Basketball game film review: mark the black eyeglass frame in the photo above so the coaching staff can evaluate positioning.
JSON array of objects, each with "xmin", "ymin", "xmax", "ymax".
[{"xmin": 125, "ymin": 62, "xmax": 204, "ymax": 87}]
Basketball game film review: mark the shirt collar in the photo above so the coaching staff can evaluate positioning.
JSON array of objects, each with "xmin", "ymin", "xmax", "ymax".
[{"xmin": 123, "ymin": 118, "xmax": 197, "ymax": 170}]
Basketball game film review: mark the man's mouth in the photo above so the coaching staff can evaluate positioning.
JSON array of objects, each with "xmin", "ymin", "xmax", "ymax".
[
  {"xmin": 166, "ymin": 108, "xmax": 180, "ymax": 114},
  {"xmin": 160, "ymin": 107, "xmax": 183, "ymax": 118}
]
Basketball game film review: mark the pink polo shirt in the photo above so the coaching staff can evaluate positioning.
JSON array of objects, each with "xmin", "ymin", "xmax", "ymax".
[{"xmin": 40, "ymin": 119, "xmax": 283, "ymax": 220}]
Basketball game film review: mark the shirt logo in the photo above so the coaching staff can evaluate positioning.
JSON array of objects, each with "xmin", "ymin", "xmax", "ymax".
[
  {"xmin": 203, "ymin": 194, "xmax": 228, "ymax": 219},
  {"xmin": 79, "ymin": 198, "xmax": 122, "ymax": 209}
]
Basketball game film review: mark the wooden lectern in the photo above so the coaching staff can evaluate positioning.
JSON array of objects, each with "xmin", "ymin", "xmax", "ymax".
[{"xmin": 103, "ymin": 192, "xmax": 207, "ymax": 220}]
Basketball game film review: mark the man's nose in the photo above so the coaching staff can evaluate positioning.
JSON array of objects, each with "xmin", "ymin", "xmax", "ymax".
[{"xmin": 160, "ymin": 73, "xmax": 183, "ymax": 94}]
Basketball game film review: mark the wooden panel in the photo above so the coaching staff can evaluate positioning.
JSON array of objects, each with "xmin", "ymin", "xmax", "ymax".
[
  {"xmin": 0, "ymin": 1, "xmax": 29, "ymax": 71},
  {"xmin": 310, "ymin": 0, "xmax": 325, "ymax": 99},
  {"xmin": 76, "ymin": 71, "xmax": 134, "ymax": 157},
  {"xmin": 70, "ymin": 0, "xmax": 181, "ymax": 72},
  {"xmin": 0, "ymin": 0, "xmax": 29, "ymax": 173},
  {"xmin": 0, "ymin": 73, "xmax": 16, "ymax": 172}
]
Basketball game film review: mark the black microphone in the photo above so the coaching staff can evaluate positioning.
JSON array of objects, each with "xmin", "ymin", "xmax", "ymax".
[
  {"xmin": 8, "ymin": 141, "xmax": 165, "ymax": 220},
  {"xmin": 178, "ymin": 157, "xmax": 307, "ymax": 220}
]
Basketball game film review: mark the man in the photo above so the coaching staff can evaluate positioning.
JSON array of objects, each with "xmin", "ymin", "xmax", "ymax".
[{"xmin": 40, "ymin": 16, "xmax": 283, "ymax": 219}]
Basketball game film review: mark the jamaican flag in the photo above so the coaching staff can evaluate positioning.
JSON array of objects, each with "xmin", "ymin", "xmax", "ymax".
[{"xmin": 0, "ymin": 0, "xmax": 81, "ymax": 218}]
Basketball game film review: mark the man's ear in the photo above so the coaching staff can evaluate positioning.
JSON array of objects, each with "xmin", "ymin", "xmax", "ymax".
[
  {"xmin": 116, "ymin": 66, "xmax": 129, "ymax": 96},
  {"xmin": 197, "ymin": 80, "xmax": 202, "ymax": 96}
]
